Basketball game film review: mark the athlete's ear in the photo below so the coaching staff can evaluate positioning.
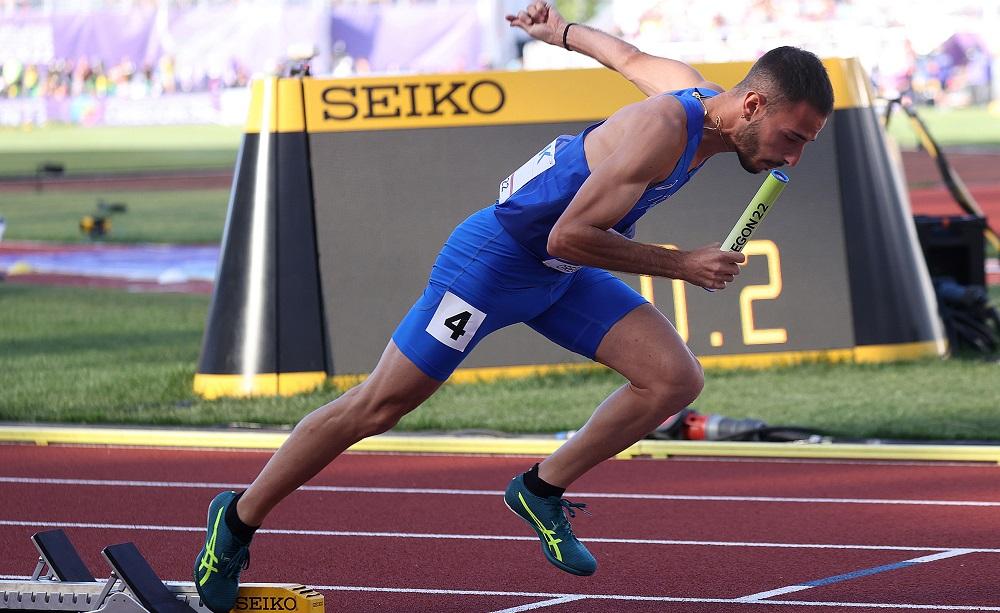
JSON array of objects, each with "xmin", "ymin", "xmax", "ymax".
[{"xmin": 742, "ymin": 91, "xmax": 764, "ymax": 120}]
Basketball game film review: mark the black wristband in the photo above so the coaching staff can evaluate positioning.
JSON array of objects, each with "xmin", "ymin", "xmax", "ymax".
[{"xmin": 562, "ymin": 22, "xmax": 576, "ymax": 51}]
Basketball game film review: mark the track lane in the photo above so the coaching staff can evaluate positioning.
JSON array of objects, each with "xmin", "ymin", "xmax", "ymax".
[
  {"xmin": 3, "ymin": 482, "xmax": 1000, "ymax": 550},
  {"xmin": 0, "ymin": 525, "xmax": 915, "ymax": 600},
  {"xmin": 3, "ymin": 445, "xmax": 1000, "ymax": 502},
  {"xmin": 3, "ymin": 444, "xmax": 1000, "ymax": 610}
]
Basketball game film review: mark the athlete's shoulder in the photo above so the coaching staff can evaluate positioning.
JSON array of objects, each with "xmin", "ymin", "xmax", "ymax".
[
  {"xmin": 695, "ymin": 81, "xmax": 725, "ymax": 95},
  {"xmin": 651, "ymin": 90, "xmax": 701, "ymax": 128},
  {"xmin": 608, "ymin": 96, "xmax": 683, "ymax": 143},
  {"xmin": 610, "ymin": 97, "xmax": 688, "ymax": 164},
  {"xmin": 595, "ymin": 94, "xmax": 687, "ymax": 157}
]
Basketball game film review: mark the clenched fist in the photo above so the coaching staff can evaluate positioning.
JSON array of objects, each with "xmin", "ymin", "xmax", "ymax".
[
  {"xmin": 505, "ymin": 1, "xmax": 568, "ymax": 46},
  {"xmin": 681, "ymin": 244, "xmax": 746, "ymax": 290}
]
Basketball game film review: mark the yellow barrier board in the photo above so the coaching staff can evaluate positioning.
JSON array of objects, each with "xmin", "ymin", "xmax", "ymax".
[
  {"xmin": 260, "ymin": 58, "xmax": 872, "ymax": 134},
  {"xmin": 1, "ymin": 426, "xmax": 997, "ymax": 464}
]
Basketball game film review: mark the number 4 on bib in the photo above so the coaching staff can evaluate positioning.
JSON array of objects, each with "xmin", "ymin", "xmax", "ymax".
[
  {"xmin": 426, "ymin": 291, "xmax": 487, "ymax": 351},
  {"xmin": 444, "ymin": 311, "xmax": 472, "ymax": 340}
]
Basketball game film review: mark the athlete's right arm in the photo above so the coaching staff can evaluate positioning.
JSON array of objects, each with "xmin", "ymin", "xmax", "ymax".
[{"xmin": 506, "ymin": 1, "xmax": 722, "ymax": 96}]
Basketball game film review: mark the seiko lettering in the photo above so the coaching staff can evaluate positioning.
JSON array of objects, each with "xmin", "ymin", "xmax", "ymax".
[
  {"xmin": 428, "ymin": 82, "xmax": 468, "ymax": 116},
  {"xmin": 320, "ymin": 86, "xmax": 358, "ymax": 120},
  {"xmin": 363, "ymin": 85, "xmax": 402, "ymax": 119},
  {"xmin": 235, "ymin": 596, "xmax": 298, "ymax": 611},
  {"xmin": 321, "ymin": 79, "xmax": 506, "ymax": 122},
  {"xmin": 468, "ymin": 80, "xmax": 505, "ymax": 114}
]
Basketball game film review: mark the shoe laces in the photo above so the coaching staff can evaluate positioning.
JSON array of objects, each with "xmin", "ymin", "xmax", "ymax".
[
  {"xmin": 548, "ymin": 498, "xmax": 591, "ymax": 536},
  {"xmin": 223, "ymin": 545, "xmax": 251, "ymax": 579},
  {"xmin": 558, "ymin": 498, "xmax": 590, "ymax": 519}
]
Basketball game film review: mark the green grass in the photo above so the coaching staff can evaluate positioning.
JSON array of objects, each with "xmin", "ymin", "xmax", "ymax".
[
  {"xmin": 0, "ymin": 124, "xmax": 241, "ymax": 175},
  {"xmin": 886, "ymin": 106, "xmax": 1000, "ymax": 150},
  {"xmin": 0, "ymin": 150, "xmax": 238, "ymax": 176},
  {"xmin": 2, "ymin": 284, "xmax": 998, "ymax": 440},
  {"xmin": 0, "ymin": 189, "xmax": 229, "ymax": 243}
]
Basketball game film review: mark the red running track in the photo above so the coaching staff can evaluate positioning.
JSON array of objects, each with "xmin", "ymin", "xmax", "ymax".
[
  {"xmin": 909, "ymin": 185, "xmax": 1000, "ymax": 221},
  {"xmin": 2, "ymin": 444, "xmax": 1000, "ymax": 612}
]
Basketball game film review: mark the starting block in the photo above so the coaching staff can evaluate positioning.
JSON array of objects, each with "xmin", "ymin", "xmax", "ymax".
[{"xmin": 1, "ymin": 530, "xmax": 323, "ymax": 613}]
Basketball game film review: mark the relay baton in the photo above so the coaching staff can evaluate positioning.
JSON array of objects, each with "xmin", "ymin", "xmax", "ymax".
[{"xmin": 706, "ymin": 169, "xmax": 789, "ymax": 292}]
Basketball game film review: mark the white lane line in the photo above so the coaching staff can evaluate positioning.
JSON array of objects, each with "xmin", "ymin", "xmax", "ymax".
[
  {"xmin": 0, "ymin": 520, "xmax": 201, "ymax": 532},
  {"xmin": 3, "ymin": 477, "xmax": 1000, "ymax": 508},
  {"xmin": 2, "ymin": 519, "xmax": 999, "ymax": 554},
  {"xmin": 736, "ymin": 585, "xmax": 813, "ymax": 600},
  {"xmin": 2, "ymin": 577, "xmax": 998, "ymax": 610},
  {"xmin": 909, "ymin": 549, "xmax": 978, "ymax": 563},
  {"xmin": 488, "ymin": 595, "xmax": 587, "ymax": 612},
  {"xmin": 737, "ymin": 549, "xmax": 977, "ymax": 602}
]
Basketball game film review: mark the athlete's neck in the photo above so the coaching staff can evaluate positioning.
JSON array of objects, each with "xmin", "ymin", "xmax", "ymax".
[{"xmin": 689, "ymin": 91, "xmax": 737, "ymax": 170}]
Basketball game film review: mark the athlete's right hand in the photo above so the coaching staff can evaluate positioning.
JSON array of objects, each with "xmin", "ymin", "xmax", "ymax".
[
  {"xmin": 505, "ymin": 1, "xmax": 567, "ymax": 47},
  {"xmin": 681, "ymin": 244, "xmax": 746, "ymax": 290}
]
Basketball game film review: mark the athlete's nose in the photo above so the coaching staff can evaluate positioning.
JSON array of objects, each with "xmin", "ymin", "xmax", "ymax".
[{"xmin": 785, "ymin": 144, "xmax": 805, "ymax": 167}]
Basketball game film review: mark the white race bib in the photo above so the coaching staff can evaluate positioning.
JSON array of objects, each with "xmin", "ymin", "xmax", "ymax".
[
  {"xmin": 425, "ymin": 291, "xmax": 487, "ymax": 352},
  {"xmin": 542, "ymin": 259, "xmax": 582, "ymax": 274},
  {"xmin": 498, "ymin": 138, "xmax": 558, "ymax": 204}
]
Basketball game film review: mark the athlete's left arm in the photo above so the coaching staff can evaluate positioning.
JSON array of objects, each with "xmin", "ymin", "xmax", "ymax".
[{"xmin": 506, "ymin": 1, "xmax": 724, "ymax": 96}]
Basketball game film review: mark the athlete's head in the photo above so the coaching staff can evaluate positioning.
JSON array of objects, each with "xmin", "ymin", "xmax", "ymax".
[{"xmin": 729, "ymin": 46, "xmax": 833, "ymax": 174}]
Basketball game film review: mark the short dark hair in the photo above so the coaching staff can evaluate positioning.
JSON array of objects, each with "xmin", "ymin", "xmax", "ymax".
[{"xmin": 733, "ymin": 46, "xmax": 834, "ymax": 116}]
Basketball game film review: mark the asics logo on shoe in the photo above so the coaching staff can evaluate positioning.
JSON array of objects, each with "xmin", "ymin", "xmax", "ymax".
[
  {"xmin": 518, "ymin": 492, "xmax": 564, "ymax": 561},
  {"xmin": 197, "ymin": 507, "xmax": 225, "ymax": 586}
]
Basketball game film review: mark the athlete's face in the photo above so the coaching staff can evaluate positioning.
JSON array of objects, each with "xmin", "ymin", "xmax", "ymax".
[{"xmin": 734, "ymin": 99, "xmax": 828, "ymax": 174}]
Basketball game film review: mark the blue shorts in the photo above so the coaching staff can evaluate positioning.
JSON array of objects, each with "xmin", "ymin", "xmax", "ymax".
[{"xmin": 392, "ymin": 206, "xmax": 647, "ymax": 381}]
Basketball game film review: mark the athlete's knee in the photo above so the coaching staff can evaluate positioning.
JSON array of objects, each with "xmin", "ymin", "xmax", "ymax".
[
  {"xmin": 672, "ymin": 354, "xmax": 704, "ymax": 405},
  {"xmin": 675, "ymin": 357, "xmax": 705, "ymax": 406},
  {"xmin": 303, "ymin": 381, "xmax": 422, "ymax": 439},
  {"xmin": 351, "ymin": 383, "xmax": 422, "ymax": 437},
  {"xmin": 635, "ymin": 353, "xmax": 704, "ymax": 410}
]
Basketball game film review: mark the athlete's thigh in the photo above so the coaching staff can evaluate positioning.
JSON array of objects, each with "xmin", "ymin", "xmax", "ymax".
[
  {"xmin": 594, "ymin": 302, "xmax": 700, "ymax": 390},
  {"xmin": 361, "ymin": 339, "xmax": 445, "ymax": 408},
  {"xmin": 525, "ymin": 267, "xmax": 647, "ymax": 360}
]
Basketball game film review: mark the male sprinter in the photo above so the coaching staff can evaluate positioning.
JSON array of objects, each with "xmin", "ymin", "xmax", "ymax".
[{"xmin": 193, "ymin": 2, "xmax": 833, "ymax": 606}]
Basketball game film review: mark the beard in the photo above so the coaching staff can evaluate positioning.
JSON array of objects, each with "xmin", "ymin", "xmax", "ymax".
[{"xmin": 733, "ymin": 119, "xmax": 763, "ymax": 173}]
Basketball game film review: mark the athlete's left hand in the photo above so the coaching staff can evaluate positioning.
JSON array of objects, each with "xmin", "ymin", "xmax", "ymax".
[{"xmin": 506, "ymin": 1, "xmax": 568, "ymax": 47}]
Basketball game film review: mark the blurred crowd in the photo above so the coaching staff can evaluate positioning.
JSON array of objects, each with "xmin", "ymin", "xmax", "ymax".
[
  {"xmin": 599, "ymin": 0, "xmax": 997, "ymax": 107},
  {"xmin": 873, "ymin": 36, "xmax": 993, "ymax": 107},
  {"xmin": 0, "ymin": 0, "xmax": 417, "ymax": 12},
  {"xmin": 0, "ymin": 55, "xmax": 251, "ymax": 100},
  {"xmin": 0, "ymin": 0, "xmax": 996, "ymax": 110}
]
